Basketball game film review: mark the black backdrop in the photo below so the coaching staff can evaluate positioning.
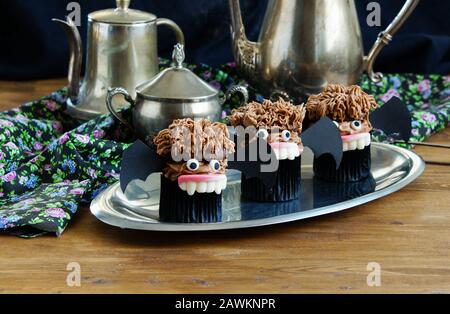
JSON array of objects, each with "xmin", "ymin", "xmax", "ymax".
[{"xmin": 0, "ymin": 0, "xmax": 449, "ymax": 80}]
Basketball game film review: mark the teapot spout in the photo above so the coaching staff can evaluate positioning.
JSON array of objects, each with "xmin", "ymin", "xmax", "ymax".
[
  {"xmin": 52, "ymin": 17, "xmax": 83, "ymax": 104},
  {"xmin": 228, "ymin": 0, "xmax": 260, "ymax": 78}
]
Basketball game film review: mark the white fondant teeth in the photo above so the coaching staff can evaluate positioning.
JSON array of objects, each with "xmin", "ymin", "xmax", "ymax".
[
  {"xmin": 348, "ymin": 140, "xmax": 357, "ymax": 151},
  {"xmin": 178, "ymin": 177, "xmax": 228, "ymax": 195},
  {"xmin": 186, "ymin": 182, "xmax": 196, "ymax": 196},
  {"xmin": 342, "ymin": 134, "xmax": 371, "ymax": 152},
  {"xmin": 206, "ymin": 182, "xmax": 215, "ymax": 193},
  {"xmin": 197, "ymin": 182, "xmax": 207, "ymax": 193},
  {"xmin": 287, "ymin": 149, "xmax": 296, "ymax": 160},
  {"xmin": 273, "ymin": 145, "xmax": 300, "ymax": 160},
  {"xmin": 214, "ymin": 183, "xmax": 222, "ymax": 195},
  {"xmin": 356, "ymin": 138, "xmax": 366, "ymax": 150}
]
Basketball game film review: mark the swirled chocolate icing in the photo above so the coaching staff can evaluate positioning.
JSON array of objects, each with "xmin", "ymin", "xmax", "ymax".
[
  {"xmin": 227, "ymin": 98, "xmax": 306, "ymax": 145},
  {"xmin": 306, "ymin": 84, "xmax": 378, "ymax": 132},
  {"xmin": 153, "ymin": 118, "xmax": 235, "ymax": 181}
]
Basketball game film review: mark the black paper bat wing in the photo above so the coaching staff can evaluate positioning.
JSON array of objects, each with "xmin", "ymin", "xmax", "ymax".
[
  {"xmin": 120, "ymin": 140, "xmax": 165, "ymax": 192},
  {"xmin": 301, "ymin": 117, "xmax": 343, "ymax": 169},
  {"xmin": 228, "ymin": 134, "xmax": 279, "ymax": 189},
  {"xmin": 370, "ymin": 96, "xmax": 412, "ymax": 142}
]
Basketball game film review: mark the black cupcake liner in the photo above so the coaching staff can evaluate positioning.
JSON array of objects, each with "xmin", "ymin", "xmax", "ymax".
[
  {"xmin": 313, "ymin": 175, "xmax": 376, "ymax": 207},
  {"xmin": 241, "ymin": 157, "xmax": 301, "ymax": 202},
  {"xmin": 240, "ymin": 199, "xmax": 301, "ymax": 220},
  {"xmin": 159, "ymin": 175, "xmax": 222, "ymax": 223},
  {"xmin": 313, "ymin": 145, "xmax": 371, "ymax": 182}
]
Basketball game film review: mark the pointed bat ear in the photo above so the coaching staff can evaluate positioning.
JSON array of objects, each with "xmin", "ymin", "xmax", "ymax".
[
  {"xmin": 370, "ymin": 97, "xmax": 412, "ymax": 142},
  {"xmin": 227, "ymin": 133, "xmax": 280, "ymax": 189},
  {"xmin": 301, "ymin": 117, "xmax": 343, "ymax": 169},
  {"xmin": 120, "ymin": 140, "xmax": 165, "ymax": 192}
]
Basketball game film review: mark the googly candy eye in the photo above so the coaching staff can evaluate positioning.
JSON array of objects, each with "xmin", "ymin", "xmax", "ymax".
[
  {"xmin": 186, "ymin": 159, "xmax": 200, "ymax": 171},
  {"xmin": 351, "ymin": 120, "xmax": 362, "ymax": 130},
  {"xmin": 209, "ymin": 160, "xmax": 220, "ymax": 172},
  {"xmin": 256, "ymin": 129, "xmax": 269, "ymax": 140},
  {"xmin": 281, "ymin": 130, "xmax": 291, "ymax": 141}
]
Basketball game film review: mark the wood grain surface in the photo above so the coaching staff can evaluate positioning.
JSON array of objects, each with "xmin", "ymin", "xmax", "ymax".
[{"xmin": 0, "ymin": 78, "xmax": 449, "ymax": 294}]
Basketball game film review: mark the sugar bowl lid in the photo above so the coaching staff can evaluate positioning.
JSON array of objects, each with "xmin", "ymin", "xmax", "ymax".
[
  {"xmin": 136, "ymin": 44, "xmax": 219, "ymax": 102},
  {"xmin": 89, "ymin": 0, "xmax": 156, "ymax": 24}
]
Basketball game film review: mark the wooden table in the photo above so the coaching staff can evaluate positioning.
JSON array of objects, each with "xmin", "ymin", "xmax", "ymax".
[{"xmin": 0, "ymin": 78, "xmax": 449, "ymax": 294}]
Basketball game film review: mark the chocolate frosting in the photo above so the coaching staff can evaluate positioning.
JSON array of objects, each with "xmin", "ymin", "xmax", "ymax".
[
  {"xmin": 153, "ymin": 118, "xmax": 235, "ymax": 181},
  {"xmin": 227, "ymin": 98, "xmax": 306, "ymax": 145},
  {"xmin": 306, "ymin": 84, "xmax": 378, "ymax": 131}
]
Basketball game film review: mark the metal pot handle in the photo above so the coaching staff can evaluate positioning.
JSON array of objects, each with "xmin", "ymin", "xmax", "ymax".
[
  {"xmin": 364, "ymin": 0, "xmax": 420, "ymax": 82},
  {"xmin": 106, "ymin": 87, "xmax": 134, "ymax": 130},
  {"xmin": 270, "ymin": 90, "xmax": 293, "ymax": 103},
  {"xmin": 221, "ymin": 85, "xmax": 249, "ymax": 106},
  {"xmin": 156, "ymin": 18, "xmax": 185, "ymax": 45}
]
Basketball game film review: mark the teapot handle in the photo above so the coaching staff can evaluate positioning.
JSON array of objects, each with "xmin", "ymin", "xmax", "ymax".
[
  {"xmin": 106, "ymin": 87, "xmax": 135, "ymax": 131},
  {"xmin": 364, "ymin": 0, "xmax": 420, "ymax": 82},
  {"xmin": 156, "ymin": 18, "xmax": 185, "ymax": 45}
]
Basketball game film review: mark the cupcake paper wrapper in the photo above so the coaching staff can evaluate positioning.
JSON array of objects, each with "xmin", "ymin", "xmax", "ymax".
[
  {"xmin": 241, "ymin": 157, "xmax": 301, "ymax": 202},
  {"xmin": 313, "ymin": 175, "xmax": 376, "ymax": 207},
  {"xmin": 313, "ymin": 145, "xmax": 371, "ymax": 182},
  {"xmin": 240, "ymin": 199, "xmax": 300, "ymax": 220},
  {"xmin": 159, "ymin": 175, "xmax": 222, "ymax": 223}
]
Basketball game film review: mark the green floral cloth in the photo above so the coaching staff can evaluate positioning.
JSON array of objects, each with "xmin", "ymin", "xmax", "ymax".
[
  {"xmin": 360, "ymin": 74, "xmax": 450, "ymax": 144},
  {"xmin": 0, "ymin": 60, "xmax": 449, "ymax": 237}
]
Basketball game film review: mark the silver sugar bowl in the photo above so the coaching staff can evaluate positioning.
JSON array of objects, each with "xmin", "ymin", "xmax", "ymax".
[{"xmin": 106, "ymin": 44, "xmax": 248, "ymax": 142}]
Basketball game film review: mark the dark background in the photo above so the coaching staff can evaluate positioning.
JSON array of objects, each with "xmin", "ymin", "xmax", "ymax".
[{"xmin": 0, "ymin": 0, "xmax": 449, "ymax": 80}]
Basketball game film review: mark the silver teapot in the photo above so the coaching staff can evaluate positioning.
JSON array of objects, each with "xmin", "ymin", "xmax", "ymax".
[
  {"xmin": 106, "ymin": 44, "xmax": 248, "ymax": 143},
  {"xmin": 229, "ymin": 0, "xmax": 419, "ymax": 97},
  {"xmin": 53, "ymin": 0, "xmax": 184, "ymax": 120}
]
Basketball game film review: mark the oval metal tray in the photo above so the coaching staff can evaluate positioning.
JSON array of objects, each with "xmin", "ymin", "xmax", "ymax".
[{"xmin": 90, "ymin": 143, "xmax": 425, "ymax": 231}]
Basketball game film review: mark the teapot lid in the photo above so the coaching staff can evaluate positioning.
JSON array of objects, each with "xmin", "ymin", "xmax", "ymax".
[
  {"xmin": 136, "ymin": 44, "xmax": 219, "ymax": 101},
  {"xmin": 89, "ymin": 0, "xmax": 156, "ymax": 24}
]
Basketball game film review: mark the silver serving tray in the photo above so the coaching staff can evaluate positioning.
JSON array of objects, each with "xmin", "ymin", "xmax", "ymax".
[{"xmin": 90, "ymin": 143, "xmax": 424, "ymax": 231}]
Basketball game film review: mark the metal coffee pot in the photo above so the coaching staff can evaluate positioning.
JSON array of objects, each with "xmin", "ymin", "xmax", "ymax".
[
  {"xmin": 53, "ymin": 0, "xmax": 184, "ymax": 120},
  {"xmin": 106, "ymin": 44, "xmax": 248, "ymax": 143},
  {"xmin": 229, "ymin": 0, "xmax": 419, "ymax": 98}
]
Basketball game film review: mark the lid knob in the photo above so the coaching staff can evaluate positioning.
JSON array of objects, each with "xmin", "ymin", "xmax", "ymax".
[
  {"xmin": 116, "ymin": 0, "xmax": 131, "ymax": 10},
  {"xmin": 172, "ymin": 44, "xmax": 185, "ymax": 68}
]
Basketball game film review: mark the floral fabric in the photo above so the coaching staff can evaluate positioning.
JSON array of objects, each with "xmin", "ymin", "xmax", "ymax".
[
  {"xmin": 360, "ymin": 74, "xmax": 450, "ymax": 144},
  {"xmin": 0, "ymin": 60, "xmax": 449, "ymax": 237},
  {"xmin": 0, "ymin": 92, "xmax": 132, "ymax": 236}
]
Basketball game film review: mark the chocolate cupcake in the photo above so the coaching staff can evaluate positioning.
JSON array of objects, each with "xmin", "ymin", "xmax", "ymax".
[
  {"xmin": 306, "ymin": 84, "xmax": 378, "ymax": 182},
  {"xmin": 153, "ymin": 118, "xmax": 235, "ymax": 223},
  {"xmin": 228, "ymin": 98, "xmax": 306, "ymax": 202}
]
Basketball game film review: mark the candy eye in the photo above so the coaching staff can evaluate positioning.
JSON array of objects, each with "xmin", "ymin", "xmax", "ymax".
[
  {"xmin": 256, "ymin": 129, "xmax": 269, "ymax": 140},
  {"xmin": 351, "ymin": 120, "xmax": 362, "ymax": 130},
  {"xmin": 281, "ymin": 130, "xmax": 291, "ymax": 141},
  {"xmin": 186, "ymin": 159, "xmax": 200, "ymax": 171},
  {"xmin": 209, "ymin": 160, "xmax": 220, "ymax": 172},
  {"xmin": 333, "ymin": 121, "xmax": 339, "ymax": 128}
]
